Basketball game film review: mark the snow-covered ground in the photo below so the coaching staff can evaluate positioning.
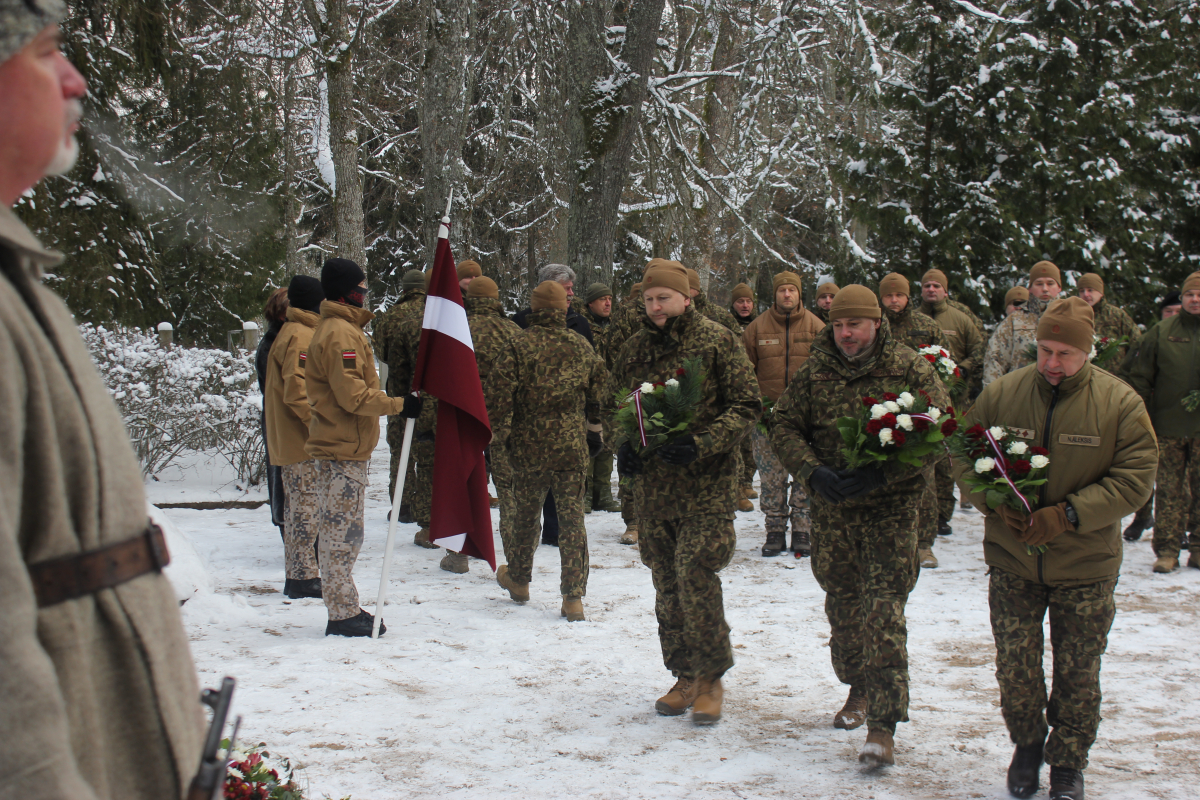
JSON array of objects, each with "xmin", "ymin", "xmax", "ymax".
[{"xmin": 168, "ymin": 420, "xmax": 1200, "ymax": 799}]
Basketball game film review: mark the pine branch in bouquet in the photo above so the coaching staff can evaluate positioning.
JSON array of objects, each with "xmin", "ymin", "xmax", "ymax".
[
  {"xmin": 613, "ymin": 356, "xmax": 707, "ymax": 456},
  {"xmin": 756, "ymin": 396, "xmax": 775, "ymax": 435},
  {"xmin": 1183, "ymin": 390, "xmax": 1200, "ymax": 413}
]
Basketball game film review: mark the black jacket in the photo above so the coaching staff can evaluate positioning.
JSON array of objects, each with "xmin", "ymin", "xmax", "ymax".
[
  {"xmin": 255, "ymin": 318, "xmax": 286, "ymax": 394},
  {"xmin": 513, "ymin": 304, "xmax": 594, "ymax": 345}
]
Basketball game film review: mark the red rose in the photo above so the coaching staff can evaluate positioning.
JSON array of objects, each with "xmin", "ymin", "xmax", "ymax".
[
  {"xmin": 676, "ymin": 367, "xmax": 686, "ymax": 376},
  {"xmin": 882, "ymin": 391, "xmax": 899, "ymax": 401},
  {"xmin": 867, "ymin": 419, "xmax": 883, "ymax": 435},
  {"xmin": 966, "ymin": 423, "xmax": 985, "ymax": 438},
  {"xmin": 881, "ymin": 413, "xmax": 898, "ymax": 427},
  {"xmin": 654, "ymin": 381, "xmax": 664, "ymax": 388},
  {"xmin": 919, "ymin": 389, "xmax": 933, "ymax": 403},
  {"xmin": 1030, "ymin": 446, "xmax": 1049, "ymax": 456},
  {"xmin": 924, "ymin": 353, "xmax": 937, "ymax": 363},
  {"xmin": 953, "ymin": 368, "xmax": 961, "ymax": 377},
  {"xmin": 913, "ymin": 417, "xmax": 930, "ymax": 432},
  {"xmin": 892, "ymin": 430, "xmax": 907, "ymax": 446},
  {"xmin": 941, "ymin": 418, "xmax": 959, "ymax": 436},
  {"xmin": 945, "ymin": 406, "xmax": 955, "ymax": 418},
  {"xmin": 1010, "ymin": 459, "xmax": 1032, "ymax": 475},
  {"xmin": 863, "ymin": 396, "xmax": 879, "ymax": 407}
]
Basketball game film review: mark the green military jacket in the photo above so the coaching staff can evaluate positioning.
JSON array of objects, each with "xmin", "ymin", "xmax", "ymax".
[
  {"xmin": 692, "ymin": 290, "xmax": 740, "ymax": 332},
  {"xmin": 920, "ymin": 297, "xmax": 987, "ymax": 380},
  {"xmin": 605, "ymin": 307, "xmax": 761, "ymax": 520},
  {"xmin": 491, "ymin": 308, "xmax": 607, "ymax": 473},
  {"xmin": 1124, "ymin": 309, "xmax": 1200, "ymax": 439},
  {"xmin": 1090, "ymin": 297, "xmax": 1141, "ymax": 362},
  {"xmin": 770, "ymin": 319, "xmax": 948, "ymax": 496},
  {"xmin": 959, "ymin": 362, "xmax": 1158, "ymax": 585},
  {"xmin": 947, "ymin": 297, "xmax": 987, "ymax": 336}
]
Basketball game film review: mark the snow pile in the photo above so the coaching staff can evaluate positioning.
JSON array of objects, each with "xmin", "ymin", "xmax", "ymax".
[{"xmin": 149, "ymin": 502, "xmax": 213, "ymax": 604}]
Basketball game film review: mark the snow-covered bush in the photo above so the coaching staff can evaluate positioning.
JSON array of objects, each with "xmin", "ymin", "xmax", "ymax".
[{"xmin": 81, "ymin": 324, "xmax": 264, "ymax": 482}]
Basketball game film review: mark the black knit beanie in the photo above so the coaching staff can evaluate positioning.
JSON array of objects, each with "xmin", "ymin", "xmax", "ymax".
[
  {"xmin": 1161, "ymin": 290, "xmax": 1182, "ymax": 312},
  {"xmin": 287, "ymin": 275, "xmax": 324, "ymax": 314},
  {"xmin": 321, "ymin": 258, "xmax": 366, "ymax": 307}
]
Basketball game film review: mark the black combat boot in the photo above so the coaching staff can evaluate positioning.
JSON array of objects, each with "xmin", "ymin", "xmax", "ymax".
[
  {"xmin": 761, "ymin": 530, "xmax": 786, "ymax": 557},
  {"xmin": 1048, "ymin": 766, "xmax": 1084, "ymax": 800},
  {"xmin": 325, "ymin": 609, "xmax": 385, "ymax": 637},
  {"xmin": 283, "ymin": 578, "xmax": 323, "ymax": 599},
  {"xmin": 1123, "ymin": 515, "xmax": 1151, "ymax": 541},
  {"xmin": 791, "ymin": 528, "xmax": 810, "ymax": 558},
  {"xmin": 1006, "ymin": 741, "xmax": 1044, "ymax": 798},
  {"xmin": 937, "ymin": 518, "xmax": 953, "ymax": 536},
  {"xmin": 396, "ymin": 504, "xmax": 415, "ymax": 524}
]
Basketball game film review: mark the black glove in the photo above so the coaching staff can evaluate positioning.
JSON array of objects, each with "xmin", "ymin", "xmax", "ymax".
[
  {"xmin": 400, "ymin": 393, "xmax": 423, "ymax": 419},
  {"xmin": 617, "ymin": 442, "xmax": 644, "ymax": 476},
  {"xmin": 657, "ymin": 434, "xmax": 699, "ymax": 466},
  {"xmin": 587, "ymin": 430, "xmax": 603, "ymax": 459},
  {"xmin": 809, "ymin": 466, "xmax": 847, "ymax": 504},
  {"xmin": 837, "ymin": 466, "xmax": 887, "ymax": 500}
]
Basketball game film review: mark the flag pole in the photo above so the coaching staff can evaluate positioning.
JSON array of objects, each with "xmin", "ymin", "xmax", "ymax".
[{"xmin": 372, "ymin": 188, "xmax": 455, "ymax": 639}]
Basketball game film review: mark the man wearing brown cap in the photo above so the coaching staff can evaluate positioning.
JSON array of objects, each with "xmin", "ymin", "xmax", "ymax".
[
  {"xmin": 605, "ymin": 259, "xmax": 760, "ymax": 725},
  {"xmin": 1075, "ymin": 273, "xmax": 1139, "ymax": 363},
  {"xmin": 492, "ymin": 281, "xmax": 607, "ymax": 620},
  {"xmin": 770, "ymin": 286, "xmax": 947, "ymax": 769},
  {"xmin": 879, "ymin": 272, "xmax": 949, "ymax": 569},
  {"xmin": 604, "ymin": 277, "xmax": 652, "ymax": 544},
  {"xmin": 1125, "ymin": 272, "xmax": 1200, "ymax": 573},
  {"xmin": 685, "ymin": 266, "xmax": 740, "ymax": 332},
  {"xmin": 1005, "ymin": 286, "xmax": 1029, "ymax": 316},
  {"xmin": 580, "ymin": 282, "xmax": 619, "ymax": 514},
  {"xmin": 1, "ymin": 4, "xmax": 207, "ymax": 795},
  {"xmin": 984, "ymin": 261, "xmax": 1064, "ymax": 386},
  {"xmin": 729, "ymin": 282, "xmax": 759, "ymax": 505},
  {"xmin": 958, "ymin": 297, "xmax": 1156, "ymax": 800},
  {"xmin": 730, "ymin": 282, "xmax": 756, "ymax": 330},
  {"xmin": 743, "ymin": 271, "xmax": 825, "ymax": 556},
  {"xmin": 813, "ymin": 280, "xmax": 838, "ymax": 323},
  {"xmin": 456, "ymin": 258, "xmax": 482, "ymax": 294}
]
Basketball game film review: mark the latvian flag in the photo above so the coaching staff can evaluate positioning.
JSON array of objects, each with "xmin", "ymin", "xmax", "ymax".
[{"xmin": 411, "ymin": 213, "xmax": 497, "ymax": 570}]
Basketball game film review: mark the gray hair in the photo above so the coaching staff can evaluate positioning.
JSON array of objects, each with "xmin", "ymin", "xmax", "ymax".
[{"xmin": 538, "ymin": 263, "xmax": 576, "ymax": 284}]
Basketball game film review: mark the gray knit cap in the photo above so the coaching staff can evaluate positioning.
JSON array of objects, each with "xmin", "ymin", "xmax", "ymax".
[{"xmin": 1, "ymin": 1, "xmax": 66, "ymax": 65}]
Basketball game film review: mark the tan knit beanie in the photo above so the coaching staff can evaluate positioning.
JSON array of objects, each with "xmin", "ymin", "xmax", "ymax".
[
  {"xmin": 530, "ymin": 280, "xmax": 568, "ymax": 311},
  {"xmin": 731, "ymin": 283, "xmax": 754, "ymax": 301},
  {"xmin": 630, "ymin": 282, "xmax": 643, "ymax": 300},
  {"xmin": 685, "ymin": 268, "xmax": 701, "ymax": 293},
  {"xmin": 773, "ymin": 271, "xmax": 803, "ymax": 296},
  {"xmin": 1037, "ymin": 297, "xmax": 1094, "ymax": 353},
  {"xmin": 829, "ymin": 285, "xmax": 882, "ymax": 320},
  {"xmin": 642, "ymin": 261, "xmax": 691, "ymax": 298},
  {"xmin": 816, "ymin": 281, "xmax": 839, "ymax": 298},
  {"xmin": 456, "ymin": 259, "xmax": 483, "ymax": 280},
  {"xmin": 1182, "ymin": 272, "xmax": 1200, "ymax": 295},
  {"xmin": 467, "ymin": 276, "xmax": 499, "ymax": 300},
  {"xmin": 921, "ymin": 269, "xmax": 949, "ymax": 291},
  {"xmin": 878, "ymin": 272, "xmax": 910, "ymax": 297},
  {"xmin": 1030, "ymin": 261, "xmax": 1061, "ymax": 285},
  {"xmin": 1077, "ymin": 273, "xmax": 1104, "ymax": 294},
  {"xmin": 1004, "ymin": 286, "xmax": 1029, "ymax": 307}
]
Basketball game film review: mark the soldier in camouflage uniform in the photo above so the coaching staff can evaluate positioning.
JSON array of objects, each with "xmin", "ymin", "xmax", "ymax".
[
  {"xmin": 1075, "ymin": 273, "xmax": 1140, "ymax": 363},
  {"xmin": 730, "ymin": 283, "xmax": 759, "ymax": 501},
  {"xmin": 605, "ymin": 282, "xmax": 649, "ymax": 544},
  {"xmin": 879, "ymin": 272, "xmax": 949, "ymax": 570},
  {"xmin": 606, "ymin": 260, "xmax": 760, "ymax": 725},
  {"xmin": 686, "ymin": 267, "xmax": 741, "ymax": 333},
  {"xmin": 582, "ymin": 283, "xmax": 619, "ymax": 514},
  {"xmin": 770, "ymin": 285, "xmax": 948, "ymax": 767},
  {"xmin": 813, "ymin": 281, "xmax": 838, "ymax": 325},
  {"xmin": 984, "ymin": 261, "xmax": 1063, "ymax": 387},
  {"xmin": 491, "ymin": 281, "xmax": 607, "ymax": 621}
]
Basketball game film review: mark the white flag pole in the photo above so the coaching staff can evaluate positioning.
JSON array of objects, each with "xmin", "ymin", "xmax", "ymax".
[{"xmin": 372, "ymin": 188, "xmax": 454, "ymax": 639}]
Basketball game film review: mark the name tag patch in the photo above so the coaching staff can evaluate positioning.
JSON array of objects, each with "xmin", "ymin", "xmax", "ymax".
[
  {"xmin": 1168, "ymin": 336, "xmax": 1191, "ymax": 343},
  {"xmin": 759, "ymin": 338, "xmax": 780, "ymax": 346},
  {"xmin": 342, "ymin": 350, "xmax": 358, "ymax": 368},
  {"xmin": 943, "ymin": 329, "xmax": 959, "ymax": 336},
  {"xmin": 1059, "ymin": 434, "xmax": 1100, "ymax": 447}
]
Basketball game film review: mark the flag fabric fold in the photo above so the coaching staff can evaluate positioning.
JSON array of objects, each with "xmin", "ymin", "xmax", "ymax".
[{"xmin": 411, "ymin": 216, "xmax": 496, "ymax": 570}]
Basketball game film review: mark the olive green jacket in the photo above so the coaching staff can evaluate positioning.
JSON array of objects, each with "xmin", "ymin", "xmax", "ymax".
[
  {"xmin": 1123, "ymin": 309, "xmax": 1200, "ymax": 439},
  {"xmin": 958, "ymin": 362, "xmax": 1158, "ymax": 585}
]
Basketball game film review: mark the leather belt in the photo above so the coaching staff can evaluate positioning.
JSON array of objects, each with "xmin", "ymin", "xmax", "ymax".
[{"xmin": 29, "ymin": 523, "xmax": 171, "ymax": 608}]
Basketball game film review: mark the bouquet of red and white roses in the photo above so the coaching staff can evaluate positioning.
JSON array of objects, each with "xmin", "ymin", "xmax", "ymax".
[
  {"xmin": 837, "ymin": 389, "xmax": 957, "ymax": 469},
  {"xmin": 949, "ymin": 424, "xmax": 1051, "ymax": 553},
  {"xmin": 917, "ymin": 344, "xmax": 964, "ymax": 394}
]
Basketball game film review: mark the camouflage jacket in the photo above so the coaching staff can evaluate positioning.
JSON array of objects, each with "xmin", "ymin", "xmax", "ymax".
[
  {"xmin": 731, "ymin": 308, "xmax": 755, "ymax": 331},
  {"xmin": 605, "ymin": 307, "xmax": 761, "ymax": 520},
  {"xmin": 812, "ymin": 306, "xmax": 830, "ymax": 324},
  {"xmin": 769, "ymin": 319, "xmax": 949, "ymax": 500},
  {"xmin": 982, "ymin": 295, "xmax": 1052, "ymax": 387},
  {"xmin": 491, "ymin": 308, "xmax": 607, "ymax": 473},
  {"xmin": 380, "ymin": 294, "xmax": 438, "ymax": 434},
  {"xmin": 1091, "ymin": 297, "xmax": 1141, "ymax": 362},
  {"xmin": 466, "ymin": 297, "xmax": 523, "ymax": 418},
  {"xmin": 373, "ymin": 290, "xmax": 426, "ymax": 393},
  {"xmin": 884, "ymin": 303, "xmax": 946, "ymax": 353},
  {"xmin": 583, "ymin": 307, "xmax": 612, "ymax": 363},
  {"xmin": 692, "ymin": 290, "xmax": 740, "ymax": 332},
  {"xmin": 604, "ymin": 298, "xmax": 646, "ymax": 372}
]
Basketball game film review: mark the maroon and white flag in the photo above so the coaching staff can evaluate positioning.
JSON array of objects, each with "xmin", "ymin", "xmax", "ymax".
[{"xmin": 411, "ymin": 213, "xmax": 496, "ymax": 570}]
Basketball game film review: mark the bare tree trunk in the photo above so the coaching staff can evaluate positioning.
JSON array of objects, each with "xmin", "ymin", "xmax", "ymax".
[
  {"xmin": 564, "ymin": 0, "xmax": 667, "ymax": 285},
  {"xmin": 420, "ymin": 0, "xmax": 474, "ymax": 267}
]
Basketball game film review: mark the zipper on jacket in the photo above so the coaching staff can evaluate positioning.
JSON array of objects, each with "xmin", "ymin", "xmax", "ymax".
[
  {"xmin": 1036, "ymin": 384, "xmax": 1060, "ymax": 584},
  {"xmin": 784, "ymin": 310, "xmax": 791, "ymax": 388}
]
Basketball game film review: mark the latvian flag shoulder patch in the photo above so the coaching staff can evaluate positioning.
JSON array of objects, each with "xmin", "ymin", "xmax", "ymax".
[
  {"xmin": 299, "ymin": 351, "xmax": 307, "ymax": 369},
  {"xmin": 342, "ymin": 350, "xmax": 357, "ymax": 368}
]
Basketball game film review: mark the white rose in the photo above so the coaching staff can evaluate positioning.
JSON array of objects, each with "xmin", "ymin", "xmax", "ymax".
[
  {"xmin": 1030, "ymin": 454, "xmax": 1050, "ymax": 469},
  {"xmin": 974, "ymin": 457, "xmax": 996, "ymax": 474},
  {"xmin": 1008, "ymin": 441, "xmax": 1029, "ymax": 455},
  {"xmin": 879, "ymin": 428, "xmax": 894, "ymax": 445},
  {"xmin": 897, "ymin": 414, "xmax": 914, "ymax": 431},
  {"xmin": 665, "ymin": 378, "xmax": 679, "ymax": 387},
  {"xmin": 871, "ymin": 404, "xmax": 888, "ymax": 420},
  {"xmin": 898, "ymin": 392, "xmax": 915, "ymax": 409},
  {"xmin": 884, "ymin": 400, "xmax": 901, "ymax": 413},
  {"xmin": 640, "ymin": 382, "xmax": 655, "ymax": 394},
  {"xmin": 989, "ymin": 426, "xmax": 1007, "ymax": 440},
  {"xmin": 927, "ymin": 407, "xmax": 942, "ymax": 421},
  {"xmin": 939, "ymin": 357, "xmax": 956, "ymax": 371},
  {"xmin": 918, "ymin": 345, "xmax": 938, "ymax": 355}
]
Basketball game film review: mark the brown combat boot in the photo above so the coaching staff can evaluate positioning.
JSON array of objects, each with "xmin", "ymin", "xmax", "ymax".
[
  {"xmin": 561, "ymin": 596, "xmax": 585, "ymax": 622},
  {"xmin": 414, "ymin": 527, "xmax": 437, "ymax": 549},
  {"xmin": 743, "ymin": 484, "xmax": 759, "ymax": 500},
  {"xmin": 654, "ymin": 677, "xmax": 698, "ymax": 716},
  {"xmin": 737, "ymin": 487, "xmax": 754, "ymax": 512},
  {"xmin": 692, "ymin": 678, "xmax": 724, "ymax": 725},
  {"xmin": 919, "ymin": 546, "xmax": 939, "ymax": 569},
  {"xmin": 439, "ymin": 550, "xmax": 469, "ymax": 574},
  {"xmin": 834, "ymin": 686, "xmax": 868, "ymax": 730},
  {"xmin": 496, "ymin": 565, "xmax": 529, "ymax": 602},
  {"xmin": 1153, "ymin": 554, "xmax": 1179, "ymax": 573},
  {"xmin": 620, "ymin": 524, "xmax": 639, "ymax": 545},
  {"xmin": 858, "ymin": 728, "xmax": 895, "ymax": 768},
  {"xmin": 489, "ymin": 494, "xmax": 500, "ymax": 508}
]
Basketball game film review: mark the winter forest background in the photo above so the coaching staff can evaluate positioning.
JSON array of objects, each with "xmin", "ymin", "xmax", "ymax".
[{"xmin": 14, "ymin": 0, "xmax": 1200, "ymax": 347}]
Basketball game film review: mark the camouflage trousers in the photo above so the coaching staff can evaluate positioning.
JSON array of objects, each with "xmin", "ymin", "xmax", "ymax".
[
  {"xmin": 810, "ymin": 494, "xmax": 920, "ymax": 734},
  {"xmin": 387, "ymin": 417, "xmax": 433, "ymax": 528},
  {"xmin": 1153, "ymin": 437, "xmax": 1200, "ymax": 556},
  {"xmin": 917, "ymin": 462, "xmax": 941, "ymax": 549},
  {"xmin": 639, "ymin": 514, "xmax": 737, "ymax": 680},
  {"xmin": 281, "ymin": 460, "xmax": 320, "ymax": 580},
  {"xmin": 989, "ymin": 568, "xmax": 1117, "ymax": 770},
  {"xmin": 491, "ymin": 447, "xmax": 516, "ymax": 558},
  {"xmin": 751, "ymin": 429, "xmax": 810, "ymax": 535},
  {"xmin": 739, "ymin": 430, "xmax": 756, "ymax": 487},
  {"xmin": 934, "ymin": 452, "xmax": 956, "ymax": 522},
  {"xmin": 313, "ymin": 459, "xmax": 369, "ymax": 621},
  {"xmin": 506, "ymin": 469, "xmax": 589, "ymax": 597},
  {"xmin": 620, "ymin": 477, "xmax": 638, "ymax": 524}
]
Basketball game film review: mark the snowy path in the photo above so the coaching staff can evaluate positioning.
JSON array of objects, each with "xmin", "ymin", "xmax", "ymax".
[{"xmin": 172, "ymin": 423, "xmax": 1200, "ymax": 799}]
